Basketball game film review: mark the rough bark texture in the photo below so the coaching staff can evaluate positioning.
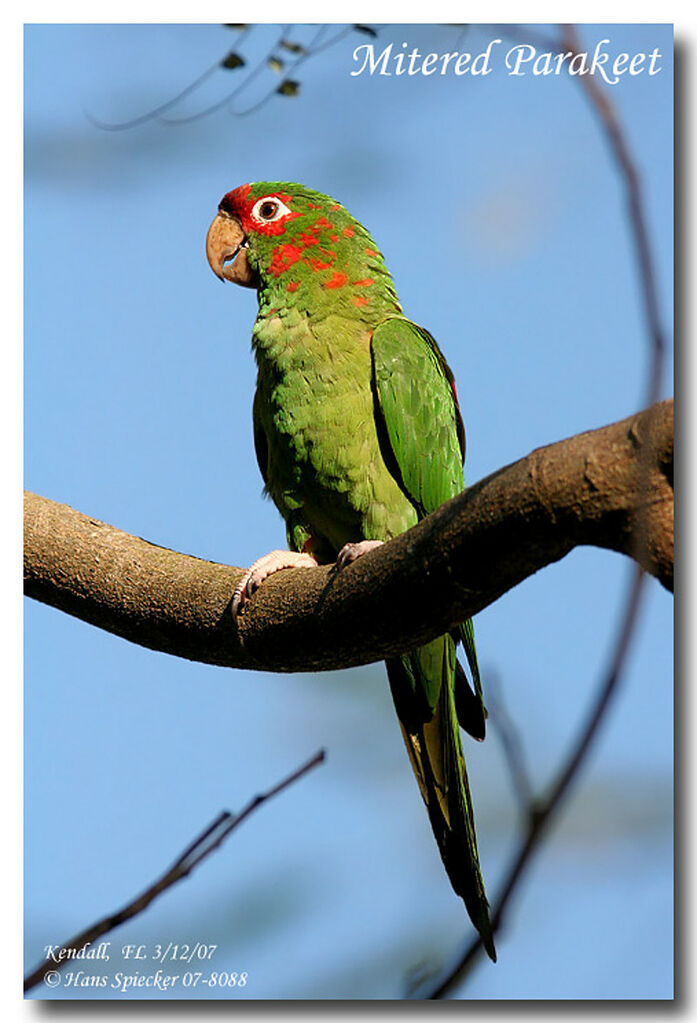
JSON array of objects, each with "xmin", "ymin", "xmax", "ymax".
[{"xmin": 24, "ymin": 400, "xmax": 673, "ymax": 673}]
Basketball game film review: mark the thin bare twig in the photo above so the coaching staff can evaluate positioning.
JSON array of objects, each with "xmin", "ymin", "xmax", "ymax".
[
  {"xmin": 426, "ymin": 23, "xmax": 669, "ymax": 998},
  {"xmin": 23, "ymin": 749, "xmax": 325, "ymax": 994},
  {"xmin": 561, "ymin": 23, "xmax": 667, "ymax": 410},
  {"xmin": 85, "ymin": 25, "xmax": 257, "ymax": 130},
  {"xmin": 87, "ymin": 24, "xmax": 370, "ymax": 130},
  {"xmin": 159, "ymin": 24, "xmax": 305, "ymax": 124},
  {"xmin": 159, "ymin": 25, "xmax": 291, "ymax": 124},
  {"xmin": 161, "ymin": 24, "xmax": 361, "ymax": 122}
]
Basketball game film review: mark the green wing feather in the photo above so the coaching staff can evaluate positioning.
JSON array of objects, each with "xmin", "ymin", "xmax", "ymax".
[
  {"xmin": 372, "ymin": 317, "xmax": 494, "ymax": 959},
  {"xmin": 371, "ymin": 317, "xmax": 464, "ymax": 517},
  {"xmin": 371, "ymin": 317, "xmax": 485, "ymax": 733}
]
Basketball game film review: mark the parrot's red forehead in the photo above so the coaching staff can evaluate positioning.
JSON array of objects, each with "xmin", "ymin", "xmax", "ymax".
[{"xmin": 219, "ymin": 183, "xmax": 253, "ymax": 213}]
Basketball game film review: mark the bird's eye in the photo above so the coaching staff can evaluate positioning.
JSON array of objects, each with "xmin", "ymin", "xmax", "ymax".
[{"xmin": 251, "ymin": 196, "xmax": 292, "ymax": 224}]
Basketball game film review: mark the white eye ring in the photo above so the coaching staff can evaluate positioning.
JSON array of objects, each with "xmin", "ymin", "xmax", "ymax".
[{"xmin": 251, "ymin": 196, "xmax": 292, "ymax": 223}]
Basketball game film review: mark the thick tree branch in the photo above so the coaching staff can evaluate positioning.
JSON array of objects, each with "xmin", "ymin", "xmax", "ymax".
[{"xmin": 24, "ymin": 399, "xmax": 672, "ymax": 674}]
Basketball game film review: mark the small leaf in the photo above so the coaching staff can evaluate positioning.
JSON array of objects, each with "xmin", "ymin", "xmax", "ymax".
[
  {"xmin": 277, "ymin": 79, "xmax": 300, "ymax": 97},
  {"xmin": 280, "ymin": 40, "xmax": 306, "ymax": 55},
  {"xmin": 220, "ymin": 51, "xmax": 245, "ymax": 70},
  {"xmin": 354, "ymin": 24, "xmax": 377, "ymax": 37},
  {"xmin": 223, "ymin": 24, "xmax": 247, "ymax": 30},
  {"xmin": 268, "ymin": 57, "xmax": 284, "ymax": 73}
]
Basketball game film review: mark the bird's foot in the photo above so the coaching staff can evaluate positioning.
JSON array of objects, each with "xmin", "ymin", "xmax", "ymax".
[
  {"xmin": 233, "ymin": 549, "xmax": 319, "ymax": 618},
  {"xmin": 336, "ymin": 539, "xmax": 384, "ymax": 569}
]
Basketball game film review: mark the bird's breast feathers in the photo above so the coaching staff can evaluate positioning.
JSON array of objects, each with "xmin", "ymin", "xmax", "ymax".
[{"xmin": 253, "ymin": 313, "xmax": 416, "ymax": 548}]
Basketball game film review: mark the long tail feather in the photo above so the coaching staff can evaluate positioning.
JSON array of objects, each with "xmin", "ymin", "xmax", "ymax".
[{"xmin": 386, "ymin": 638, "xmax": 496, "ymax": 960}]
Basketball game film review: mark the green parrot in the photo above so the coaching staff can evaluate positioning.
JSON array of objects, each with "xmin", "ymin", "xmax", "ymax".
[{"xmin": 206, "ymin": 181, "xmax": 495, "ymax": 959}]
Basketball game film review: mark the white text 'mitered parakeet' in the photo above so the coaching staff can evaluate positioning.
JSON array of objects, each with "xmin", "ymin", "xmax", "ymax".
[{"xmin": 206, "ymin": 182, "xmax": 495, "ymax": 959}]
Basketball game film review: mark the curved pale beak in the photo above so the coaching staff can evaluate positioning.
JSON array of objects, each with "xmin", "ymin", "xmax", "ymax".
[{"xmin": 206, "ymin": 212, "xmax": 256, "ymax": 287}]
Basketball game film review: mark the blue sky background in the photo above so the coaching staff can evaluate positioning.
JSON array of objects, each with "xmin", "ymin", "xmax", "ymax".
[{"xmin": 24, "ymin": 23, "xmax": 673, "ymax": 1000}]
